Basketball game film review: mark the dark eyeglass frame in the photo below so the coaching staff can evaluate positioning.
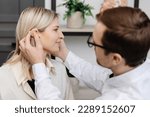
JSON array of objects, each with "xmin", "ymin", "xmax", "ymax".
[{"xmin": 87, "ymin": 35, "xmax": 110, "ymax": 51}]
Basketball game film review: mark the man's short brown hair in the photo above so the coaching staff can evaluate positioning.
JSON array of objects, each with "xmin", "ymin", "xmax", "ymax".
[{"xmin": 96, "ymin": 7, "xmax": 150, "ymax": 67}]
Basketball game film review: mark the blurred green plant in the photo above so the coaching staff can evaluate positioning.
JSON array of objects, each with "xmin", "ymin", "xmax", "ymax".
[{"xmin": 58, "ymin": 0, "xmax": 94, "ymax": 22}]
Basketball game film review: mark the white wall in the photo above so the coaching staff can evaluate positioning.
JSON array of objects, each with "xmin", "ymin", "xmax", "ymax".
[
  {"xmin": 45, "ymin": 0, "xmax": 150, "ymax": 25},
  {"xmin": 45, "ymin": 0, "xmax": 51, "ymax": 9},
  {"xmin": 56, "ymin": 0, "xmax": 102, "ymax": 25},
  {"xmin": 45, "ymin": 0, "xmax": 136, "ymax": 25},
  {"xmin": 139, "ymin": 0, "xmax": 150, "ymax": 18},
  {"xmin": 53, "ymin": 0, "xmax": 135, "ymax": 25}
]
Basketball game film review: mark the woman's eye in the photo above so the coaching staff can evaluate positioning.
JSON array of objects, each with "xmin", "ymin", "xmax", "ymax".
[{"xmin": 54, "ymin": 29, "xmax": 58, "ymax": 31}]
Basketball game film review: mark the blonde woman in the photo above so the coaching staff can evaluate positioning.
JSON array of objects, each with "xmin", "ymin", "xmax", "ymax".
[
  {"xmin": 100, "ymin": 0, "xmax": 127, "ymax": 12},
  {"xmin": 0, "ymin": 6, "xmax": 74, "ymax": 100}
]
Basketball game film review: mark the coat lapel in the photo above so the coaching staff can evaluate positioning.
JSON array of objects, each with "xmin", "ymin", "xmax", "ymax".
[
  {"xmin": 11, "ymin": 62, "xmax": 36, "ymax": 99},
  {"xmin": 22, "ymin": 80, "xmax": 36, "ymax": 99}
]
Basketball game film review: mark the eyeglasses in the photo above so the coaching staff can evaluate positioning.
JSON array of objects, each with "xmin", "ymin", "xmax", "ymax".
[{"xmin": 87, "ymin": 35, "xmax": 110, "ymax": 50}]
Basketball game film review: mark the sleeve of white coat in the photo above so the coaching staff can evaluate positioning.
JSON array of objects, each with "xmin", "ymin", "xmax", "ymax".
[
  {"xmin": 32, "ymin": 63, "xmax": 62, "ymax": 100},
  {"xmin": 64, "ymin": 51, "xmax": 111, "ymax": 92}
]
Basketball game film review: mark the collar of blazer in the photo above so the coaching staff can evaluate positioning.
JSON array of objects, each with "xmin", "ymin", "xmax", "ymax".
[{"xmin": 10, "ymin": 62, "xmax": 36, "ymax": 99}]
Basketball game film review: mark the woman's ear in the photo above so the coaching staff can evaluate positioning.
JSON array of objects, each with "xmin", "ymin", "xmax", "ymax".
[
  {"xmin": 30, "ymin": 28, "xmax": 38, "ymax": 35},
  {"xmin": 30, "ymin": 28, "xmax": 39, "ymax": 46},
  {"xmin": 30, "ymin": 28, "xmax": 40, "ymax": 38}
]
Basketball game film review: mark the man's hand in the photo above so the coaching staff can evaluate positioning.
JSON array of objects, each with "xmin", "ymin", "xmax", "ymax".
[
  {"xmin": 19, "ymin": 31, "xmax": 46, "ymax": 65},
  {"xmin": 52, "ymin": 39, "xmax": 69, "ymax": 62}
]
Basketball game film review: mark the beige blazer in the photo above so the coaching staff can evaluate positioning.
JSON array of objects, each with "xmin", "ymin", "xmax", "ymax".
[{"xmin": 0, "ymin": 59, "xmax": 74, "ymax": 100}]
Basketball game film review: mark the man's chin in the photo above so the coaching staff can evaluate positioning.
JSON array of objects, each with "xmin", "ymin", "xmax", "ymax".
[
  {"xmin": 96, "ymin": 59, "xmax": 101, "ymax": 65},
  {"xmin": 96, "ymin": 59, "xmax": 104, "ymax": 67}
]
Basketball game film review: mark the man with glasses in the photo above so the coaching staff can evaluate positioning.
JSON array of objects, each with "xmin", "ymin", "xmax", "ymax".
[{"xmin": 20, "ymin": 7, "xmax": 150, "ymax": 99}]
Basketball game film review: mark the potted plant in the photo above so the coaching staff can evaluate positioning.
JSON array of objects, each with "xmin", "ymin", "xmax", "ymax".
[{"xmin": 58, "ymin": 0, "xmax": 93, "ymax": 28}]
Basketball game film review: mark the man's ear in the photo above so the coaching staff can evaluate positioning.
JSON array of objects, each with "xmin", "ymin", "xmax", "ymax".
[{"xmin": 111, "ymin": 53, "xmax": 123, "ymax": 65}]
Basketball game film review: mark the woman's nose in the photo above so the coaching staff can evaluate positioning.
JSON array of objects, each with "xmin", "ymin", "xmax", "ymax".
[{"xmin": 59, "ymin": 30, "xmax": 64, "ymax": 39}]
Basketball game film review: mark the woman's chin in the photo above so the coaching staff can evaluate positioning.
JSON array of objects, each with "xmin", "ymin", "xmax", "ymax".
[{"xmin": 47, "ymin": 49, "xmax": 59, "ymax": 55}]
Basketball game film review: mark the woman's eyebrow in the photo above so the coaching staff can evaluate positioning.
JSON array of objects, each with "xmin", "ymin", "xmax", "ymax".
[{"xmin": 53, "ymin": 25, "xmax": 59, "ymax": 28}]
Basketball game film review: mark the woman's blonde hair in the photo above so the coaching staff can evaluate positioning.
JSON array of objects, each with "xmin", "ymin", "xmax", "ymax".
[{"xmin": 5, "ymin": 6, "xmax": 58, "ymax": 80}]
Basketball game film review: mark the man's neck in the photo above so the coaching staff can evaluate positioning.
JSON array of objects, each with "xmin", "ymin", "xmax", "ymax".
[{"xmin": 111, "ymin": 64, "xmax": 134, "ymax": 76}]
